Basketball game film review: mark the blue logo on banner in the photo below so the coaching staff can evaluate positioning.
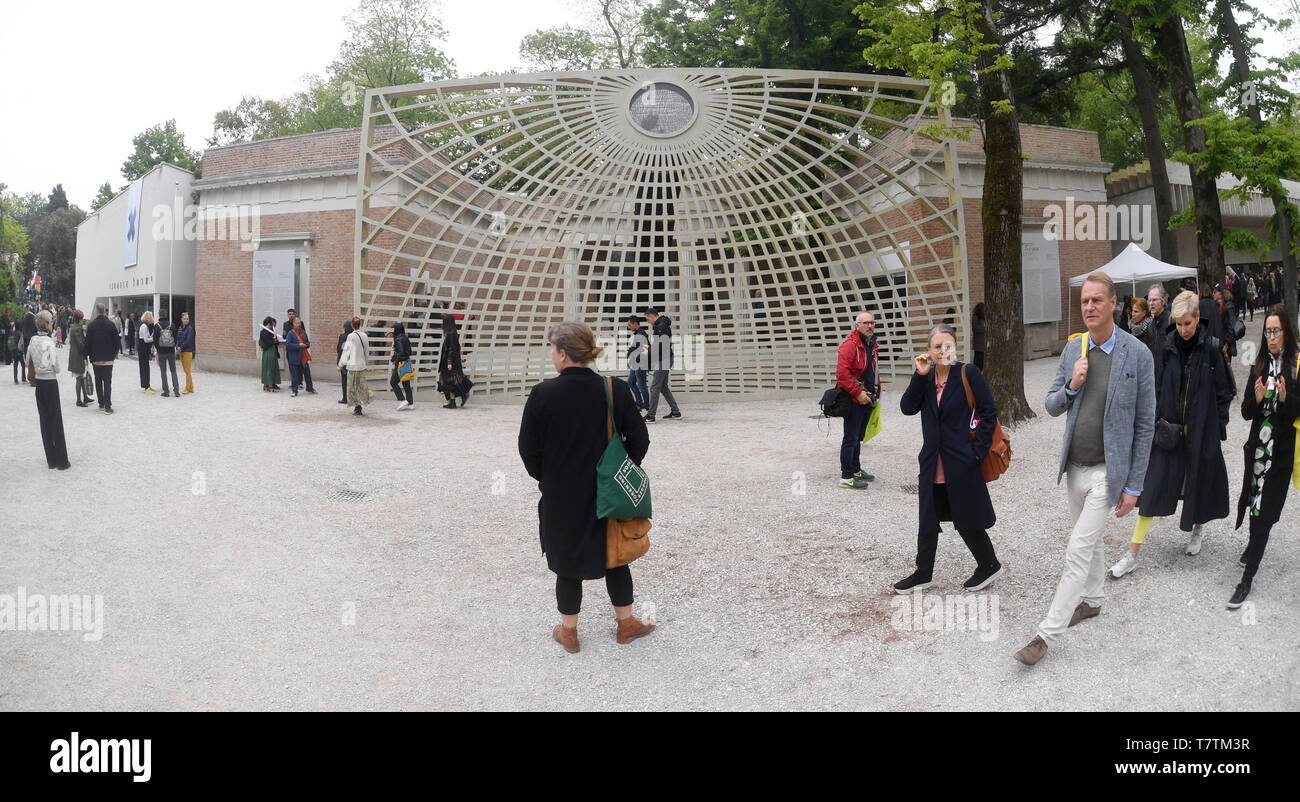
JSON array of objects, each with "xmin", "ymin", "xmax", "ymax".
[{"xmin": 127, "ymin": 209, "xmax": 137, "ymax": 242}]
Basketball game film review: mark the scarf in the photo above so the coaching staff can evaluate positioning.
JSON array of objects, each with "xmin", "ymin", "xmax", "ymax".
[{"xmin": 1129, "ymin": 316, "xmax": 1152, "ymax": 338}]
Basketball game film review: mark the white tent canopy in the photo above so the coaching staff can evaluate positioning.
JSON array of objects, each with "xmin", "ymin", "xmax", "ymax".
[
  {"xmin": 1068, "ymin": 243, "xmax": 1199, "ymax": 288},
  {"xmin": 1067, "ymin": 243, "xmax": 1199, "ymax": 333}
]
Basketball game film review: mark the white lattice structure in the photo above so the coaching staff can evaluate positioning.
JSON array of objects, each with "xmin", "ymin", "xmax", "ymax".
[{"xmin": 355, "ymin": 69, "xmax": 967, "ymax": 400}]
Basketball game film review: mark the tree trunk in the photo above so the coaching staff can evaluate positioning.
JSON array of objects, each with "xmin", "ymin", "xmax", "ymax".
[
  {"xmin": 973, "ymin": 0, "xmax": 1034, "ymax": 423},
  {"xmin": 1216, "ymin": 0, "xmax": 1298, "ymax": 323},
  {"xmin": 1117, "ymin": 10, "xmax": 1179, "ymax": 263},
  {"xmin": 1155, "ymin": 14, "xmax": 1226, "ymax": 288}
]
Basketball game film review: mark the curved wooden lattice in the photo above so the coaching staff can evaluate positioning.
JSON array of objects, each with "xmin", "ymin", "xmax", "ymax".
[{"xmin": 355, "ymin": 69, "xmax": 967, "ymax": 400}]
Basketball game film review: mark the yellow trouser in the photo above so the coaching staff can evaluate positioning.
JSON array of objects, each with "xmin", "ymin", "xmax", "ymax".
[
  {"xmin": 181, "ymin": 351, "xmax": 194, "ymax": 393},
  {"xmin": 1131, "ymin": 515, "xmax": 1153, "ymax": 545}
]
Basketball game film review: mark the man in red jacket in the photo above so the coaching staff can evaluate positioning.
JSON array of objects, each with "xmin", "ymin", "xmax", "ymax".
[{"xmin": 837, "ymin": 311, "xmax": 881, "ymax": 489}]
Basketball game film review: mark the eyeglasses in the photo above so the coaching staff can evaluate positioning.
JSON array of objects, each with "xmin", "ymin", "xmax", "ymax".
[{"xmin": 1265, "ymin": 328, "xmax": 1283, "ymax": 338}]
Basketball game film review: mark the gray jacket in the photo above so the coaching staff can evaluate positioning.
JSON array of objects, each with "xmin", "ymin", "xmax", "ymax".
[{"xmin": 1045, "ymin": 327, "xmax": 1157, "ymax": 506}]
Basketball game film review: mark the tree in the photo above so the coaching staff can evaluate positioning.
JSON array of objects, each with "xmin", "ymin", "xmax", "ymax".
[
  {"xmin": 643, "ymin": 0, "xmax": 872, "ymax": 72},
  {"xmin": 520, "ymin": 25, "xmax": 606, "ymax": 71},
  {"xmin": 1198, "ymin": 0, "xmax": 1299, "ymax": 320},
  {"xmin": 47, "ymin": 184, "xmax": 68, "ymax": 212},
  {"xmin": 91, "ymin": 182, "xmax": 117, "ymax": 212},
  {"xmin": 328, "ymin": 0, "xmax": 455, "ymax": 90},
  {"xmin": 1121, "ymin": 1, "xmax": 1228, "ymax": 287},
  {"xmin": 27, "ymin": 203, "xmax": 85, "ymax": 305},
  {"xmin": 122, "ymin": 120, "xmax": 201, "ymax": 181},
  {"xmin": 1, "ymin": 192, "xmax": 31, "ymax": 305},
  {"xmin": 858, "ymin": 0, "xmax": 1035, "ymax": 423},
  {"xmin": 210, "ymin": 0, "xmax": 455, "ymax": 145}
]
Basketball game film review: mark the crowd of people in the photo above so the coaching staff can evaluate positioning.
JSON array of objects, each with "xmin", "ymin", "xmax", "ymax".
[{"xmin": 6, "ymin": 279, "xmax": 1293, "ymax": 660}]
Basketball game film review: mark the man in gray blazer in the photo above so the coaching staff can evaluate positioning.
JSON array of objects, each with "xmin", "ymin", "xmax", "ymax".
[{"xmin": 1016, "ymin": 272, "xmax": 1157, "ymax": 666}]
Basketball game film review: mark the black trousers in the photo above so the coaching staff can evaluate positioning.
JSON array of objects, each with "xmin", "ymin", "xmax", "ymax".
[
  {"xmin": 138, "ymin": 346, "xmax": 152, "ymax": 388},
  {"xmin": 1242, "ymin": 515, "xmax": 1274, "ymax": 585},
  {"xmin": 93, "ymin": 364, "xmax": 113, "ymax": 410},
  {"xmin": 390, "ymin": 368, "xmax": 413, "ymax": 403},
  {"xmin": 34, "ymin": 378, "xmax": 69, "ymax": 469},
  {"xmin": 340, "ymin": 367, "xmax": 348, "ymax": 401},
  {"xmin": 12, "ymin": 350, "xmax": 22, "ymax": 382},
  {"xmin": 915, "ymin": 484, "xmax": 999, "ymax": 576},
  {"xmin": 555, "ymin": 565, "xmax": 633, "ymax": 615}
]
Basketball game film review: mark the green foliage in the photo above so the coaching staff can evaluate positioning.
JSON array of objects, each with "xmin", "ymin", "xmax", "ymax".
[
  {"xmin": 26, "ymin": 203, "xmax": 85, "ymax": 305},
  {"xmin": 1, "ymin": 194, "xmax": 30, "ymax": 263},
  {"xmin": 90, "ymin": 182, "xmax": 117, "ymax": 212},
  {"xmin": 210, "ymin": 0, "xmax": 454, "ymax": 145},
  {"xmin": 643, "ymin": 0, "xmax": 873, "ymax": 72},
  {"xmin": 328, "ymin": 0, "xmax": 455, "ymax": 90},
  {"xmin": 520, "ymin": 25, "xmax": 606, "ymax": 71},
  {"xmin": 122, "ymin": 120, "xmax": 201, "ymax": 181}
]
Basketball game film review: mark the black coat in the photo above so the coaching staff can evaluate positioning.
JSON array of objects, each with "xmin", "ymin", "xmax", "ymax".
[
  {"xmin": 85, "ymin": 315, "xmax": 118, "ymax": 362},
  {"xmin": 391, "ymin": 334, "xmax": 411, "ymax": 364},
  {"xmin": 519, "ymin": 367, "xmax": 650, "ymax": 579},
  {"xmin": 1138, "ymin": 329, "xmax": 1233, "ymax": 528},
  {"xmin": 899, "ymin": 362, "xmax": 998, "ymax": 535},
  {"xmin": 1236, "ymin": 351, "xmax": 1300, "ymax": 529}
]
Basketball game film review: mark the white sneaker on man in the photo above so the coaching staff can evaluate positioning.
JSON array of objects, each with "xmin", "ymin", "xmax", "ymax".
[
  {"xmin": 400, "ymin": 402, "xmax": 414, "ymax": 411},
  {"xmin": 1110, "ymin": 552, "xmax": 1138, "ymax": 578},
  {"xmin": 396, "ymin": 401, "xmax": 410, "ymax": 411},
  {"xmin": 1186, "ymin": 526, "xmax": 1205, "ymax": 556}
]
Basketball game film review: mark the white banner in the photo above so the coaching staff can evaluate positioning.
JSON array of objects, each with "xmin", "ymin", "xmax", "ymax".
[
  {"xmin": 252, "ymin": 249, "xmax": 295, "ymax": 343},
  {"xmin": 123, "ymin": 179, "xmax": 143, "ymax": 267}
]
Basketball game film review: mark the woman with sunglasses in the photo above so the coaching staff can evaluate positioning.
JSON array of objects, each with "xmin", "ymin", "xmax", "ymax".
[{"xmin": 1229, "ymin": 306, "xmax": 1300, "ymax": 608}]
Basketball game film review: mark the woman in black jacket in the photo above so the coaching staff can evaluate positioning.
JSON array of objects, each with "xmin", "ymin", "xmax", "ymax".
[
  {"xmin": 1112, "ymin": 291, "xmax": 1233, "ymax": 578},
  {"xmin": 1229, "ymin": 306, "xmax": 1300, "ymax": 608},
  {"xmin": 389, "ymin": 322, "xmax": 414, "ymax": 410},
  {"xmin": 518, "ymin": 321, "xmax": 655, "ymax": 653},
  {"xmin": 894, "ymin": 323, "xmax": 1002, "ymax": 594},
  {"xmin": 336, "ymin": 320, "xmax": 352, "ymax": 404},
  {"xmin": 437, "ymin": 313, "xmax": 472, "ymax": 408}
]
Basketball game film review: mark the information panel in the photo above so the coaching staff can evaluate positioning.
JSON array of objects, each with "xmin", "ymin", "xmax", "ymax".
[{"xmin": 252, "ymin": 249, "xmax": 294, "ymax": 343}]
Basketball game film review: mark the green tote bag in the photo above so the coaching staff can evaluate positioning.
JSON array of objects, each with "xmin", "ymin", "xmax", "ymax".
[{"xmin": 596, "ymin": 376, "xmax": 653, "ymax": 519}]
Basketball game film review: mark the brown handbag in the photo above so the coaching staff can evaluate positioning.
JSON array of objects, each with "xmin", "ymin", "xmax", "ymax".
[
  {"xmin": 961, "ymin": 364, "xmax": 1012, "ymax": 482},
  {"xmin": 603, "ymin": 376, "xmax": 652, "ymax": 568}
]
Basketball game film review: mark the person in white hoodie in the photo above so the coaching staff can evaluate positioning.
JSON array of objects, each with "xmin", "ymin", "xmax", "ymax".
[
  {"xmin": 26, "ymin": 310, "xmax": 70, "ymax": 470},
  {"xmin": 337, "ymin": 316, "xmax": 372, "ymax": 416}
]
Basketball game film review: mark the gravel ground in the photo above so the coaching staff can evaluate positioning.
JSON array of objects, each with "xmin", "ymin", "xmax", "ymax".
[{"xmin": 1, "ymin": 320, "xmax": 1297, "ymax": 711}]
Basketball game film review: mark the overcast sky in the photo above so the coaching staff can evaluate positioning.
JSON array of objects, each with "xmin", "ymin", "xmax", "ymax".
[{"xmin": 0, "ymin": 0, "xmax": 1295, "ymax": 210}]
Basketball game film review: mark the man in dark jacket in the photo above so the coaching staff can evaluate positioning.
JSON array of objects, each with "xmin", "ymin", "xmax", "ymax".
[
  {"xmin": 836, "ymin": 311, "xmax": 880, "ymax": 489},
  {"xmin": 626, "ymin": 315, "xmax": 650, "ymax": 410},
  {"xmin": 20, "ymin": 308, "xmax": 37, "ymax": 384},
  {"xmin": 643, "ymin": 308, "xmax": 681, "ymax": 423},
  {"xmin": 1146, "ymin": 285, "xmax": 1172, "ymax": 336},
  {"xmin": 85, "ymin": 304, "xmax": 119, "ymax": 413},
  {"xmin": 336, "ymin": 320, "xmax": 352, "ymax": 404}
]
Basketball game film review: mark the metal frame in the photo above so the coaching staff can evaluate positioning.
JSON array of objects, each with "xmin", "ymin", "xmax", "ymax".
[{"xmin": 355, "ymin": 69, "xmax": 967, "ymax": 400}]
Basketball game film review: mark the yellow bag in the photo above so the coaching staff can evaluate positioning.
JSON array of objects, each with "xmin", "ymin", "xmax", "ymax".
[{"xmin": 862, "ymin": 402, "xmax": 882, "ymax": 443}]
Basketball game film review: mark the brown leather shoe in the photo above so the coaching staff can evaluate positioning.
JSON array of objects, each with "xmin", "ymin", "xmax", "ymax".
[
  {"xmin": 1069, "ymin": 602, "xmax": 1100, "ymax": 627},
  {"xmin": 552, "ymin": 624, "xmax": 579, "ymax": 654},
  {"xmin": 1015, "ymin": 635, "xmax": 1048, "ymax": 666},
  {"xmin": 616, "ymin": 616, "xmax": 655, "ymax": 644}
]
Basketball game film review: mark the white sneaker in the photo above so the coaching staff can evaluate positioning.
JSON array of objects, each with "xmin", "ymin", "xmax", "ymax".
[
  {"xmin": 1186, "ymin": 527, "xmax": 1205, "ymax": 556},
  {"xmin": 396, "ymin": 401, "xmax": 409, "ymax": 411},
  {"xmin": 400, "ymin": 402, "xmax": 413, "ymax": 411},
  {"xmin": 1110, "ymin": 552, "xmax": 1138, "ymax": 578}
]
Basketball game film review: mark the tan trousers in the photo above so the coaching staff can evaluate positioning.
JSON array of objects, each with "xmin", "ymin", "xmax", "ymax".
[{"xmin": 181, "ymin": 351, "xmax": 194, "ymax": 393}]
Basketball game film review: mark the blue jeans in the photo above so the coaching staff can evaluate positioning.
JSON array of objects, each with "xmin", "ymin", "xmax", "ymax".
[
  {"xmin": 627, "ymin": 369, "xmax": 648, "ymax": 407},
  {"xmin": 840, "ymin": 401, "xmax": 871, "ymax": 479}
]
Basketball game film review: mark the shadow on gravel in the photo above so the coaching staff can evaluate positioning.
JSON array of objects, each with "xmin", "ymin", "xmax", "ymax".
[{"xmin": 274, "ymin": 411, "xmax": 401, "ymax": 427}]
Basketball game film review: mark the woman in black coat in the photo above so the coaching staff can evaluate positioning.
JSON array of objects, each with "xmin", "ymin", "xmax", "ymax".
[
  {"xmin": 1129, "ymin": 291, "xmax": 1233, "ymax": 560},
  {"xmin": 518, "ymin": 321, "xmax": 655, "ymax": 653},
  {"xmin": 437, "ymin": 313, "xmax": 473, "ymax": 408},
  {"xmin": 1229, "ymin": 306, "xmax": 1300, "ymax": 608},
  {"xmin": 894, "ymin": 323, "xmax": 1002, "ymax": 593}
]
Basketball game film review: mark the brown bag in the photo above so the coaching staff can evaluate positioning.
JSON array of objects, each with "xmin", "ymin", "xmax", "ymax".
[
  {"xmin": 607, "ymin": 516, "xmax": 652, "ymax": 568},
  {"xmin": 961, "ymin": 364, "xmax": 1012, "ymax": 482},
  {"xmin": 603, "ymin": 376, "xmax": 652, "ymax": 568}
]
